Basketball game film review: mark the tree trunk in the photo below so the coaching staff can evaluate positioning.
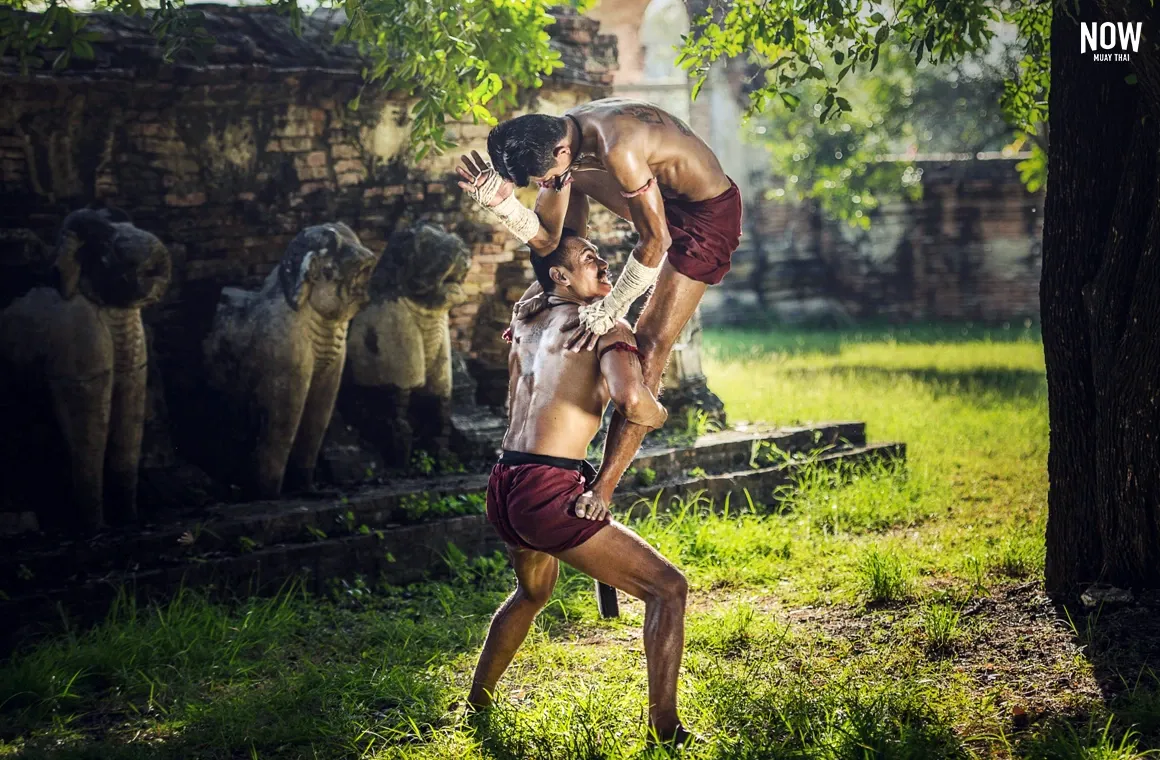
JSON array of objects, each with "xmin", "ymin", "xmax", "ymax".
[{"xmin": 1043, "ymin": 0, "xmax": 1160, "ymax": 592}]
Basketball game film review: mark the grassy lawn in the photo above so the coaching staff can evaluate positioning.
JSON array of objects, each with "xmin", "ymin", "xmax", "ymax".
[{"xmin": 2, "ymin": 323, "xmax": 1157, "ymax": 759}]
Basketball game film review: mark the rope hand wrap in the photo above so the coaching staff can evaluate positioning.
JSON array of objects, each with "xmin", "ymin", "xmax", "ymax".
[
  {"xmin": 464, "ymin": 163, "xmax": 541, "ymax": 244},
  {"xmin": 578, "ymin": 255, "xmax": 663, "ymax": 336}
]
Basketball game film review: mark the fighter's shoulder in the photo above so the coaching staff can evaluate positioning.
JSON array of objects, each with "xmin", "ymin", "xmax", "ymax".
[{"xmin": 596, "ymin": 319, "xmax": 637, "ymax": 350}]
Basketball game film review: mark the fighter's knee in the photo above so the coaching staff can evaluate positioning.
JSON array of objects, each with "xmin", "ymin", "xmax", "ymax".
[
  {"xmin": 654, "ymin": 567, "xmax": 688, "ymax": 605},
  {"xmin": 517, "ymin": 582, "xmax": 554, "ymax": 609}
]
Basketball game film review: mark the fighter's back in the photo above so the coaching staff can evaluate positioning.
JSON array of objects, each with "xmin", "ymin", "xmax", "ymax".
[{"xmin": 566, "ymin": 97, "xmax": 730, "ymax": 203}]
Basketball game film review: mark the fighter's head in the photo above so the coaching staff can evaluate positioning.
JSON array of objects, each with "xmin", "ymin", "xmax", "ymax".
[
  {"xmin": 531, "ymin": 230, "xmax": 611, "ymax": 302},
  {"xmin": 487, "ymin": 115, "xmax": 572, "ymax": 187}
]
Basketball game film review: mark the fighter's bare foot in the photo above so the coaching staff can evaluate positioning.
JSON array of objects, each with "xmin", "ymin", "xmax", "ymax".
[
  {"xmin": 646, "ymin": 723, "xmax": 697, "ymax": 752},
  {"xmin": 441, "ymin": 699, "xmax": 489, "ymax": 729}
]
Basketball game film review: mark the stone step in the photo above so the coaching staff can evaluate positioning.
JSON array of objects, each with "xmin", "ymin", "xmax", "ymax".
[
  {"xmin": 2, "ymin": 440, "xmax": 903, "ymax": 651},
  {"xmin": 632, "ymin": 421, "xmax": 865, "ymax": 484},
  {"xmin": 622, "ymin": 442, "xmax": 904, "ymax": 520},
  {"xmin": 0, "ymin": 424, "xmax": 862, "ymax": 595}
]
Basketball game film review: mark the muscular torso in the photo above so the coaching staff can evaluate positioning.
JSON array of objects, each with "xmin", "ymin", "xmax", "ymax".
[
  {"xmin": 565, "ymin": 98, "xmax": 731, "ymax": 212},
  {"xmin": 503, "ymin": 304, "xmax": 609, "ymax": 461}
]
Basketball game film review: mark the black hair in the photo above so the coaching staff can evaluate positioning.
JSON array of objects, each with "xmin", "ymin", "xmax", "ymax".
[
  {"xmin": 530, "ymin": 228, "xmax": 580, "ymax": 293},
  {"xmin": 487, "ymin": 115, "xmax": 568, "ymax": 187}
]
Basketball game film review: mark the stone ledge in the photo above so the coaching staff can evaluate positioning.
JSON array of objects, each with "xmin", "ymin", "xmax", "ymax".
[
  {"xmin": 0, "ymin": 423, "xmax": 867, "ymax": 593},
  {"xmin": 1, "ymin": 434, "xmax": 904, "ymax": 653}
]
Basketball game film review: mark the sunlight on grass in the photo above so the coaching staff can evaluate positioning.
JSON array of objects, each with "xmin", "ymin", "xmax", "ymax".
[{"xmin": 3, "ymin": 324, "xmax": 1151, "ymax": 760}]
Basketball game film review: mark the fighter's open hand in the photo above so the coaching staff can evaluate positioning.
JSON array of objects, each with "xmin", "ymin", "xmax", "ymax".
[
  {"xmin": 560, "ymin": 310, "xmax": 599, "ymax": 353},
  {"xmin": 565, "ymin": 325, "xmax": 599, "ymax": 353},
  {"xmin": 573, "ymin": 490, "xmax": 609, "ymax": 521},
  {"xmin": 457, "ymin": 150, "xmax": 514, "ymax": 208},
  {"xmin": 562, "ymin": 299, "xmax": 614, "ymax": 352}
]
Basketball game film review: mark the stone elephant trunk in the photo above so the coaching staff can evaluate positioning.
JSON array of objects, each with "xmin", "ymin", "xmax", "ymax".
[
  {"xmin": 0, "ymin": 208, "xmax": 171, "ymax": 533},
  {"xmin": 343, "ymin": 223, "xmax": 471, "ymax": 470},
  {"xmin": 203, "ymin": 223, "xmax": 380, "ymax": 499}
]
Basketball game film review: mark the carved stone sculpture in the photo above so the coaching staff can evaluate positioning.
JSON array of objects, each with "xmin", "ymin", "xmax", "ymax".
[
  {"xmin": 343, "ymin": 223, "xmax": 471, "ymax": 469},
  {"xmin": 203, "ymin": 223, "xmax": 379, "ymax": 498},
  {"xmin": 0, "ymin": 209, "xmax": 171, "ymax": 532}
]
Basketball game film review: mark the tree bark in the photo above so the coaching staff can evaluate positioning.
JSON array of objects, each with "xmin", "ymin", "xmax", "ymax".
[{"xmin": 1043, "ymin": 0, "xmax": 1160, "ymax": 592}]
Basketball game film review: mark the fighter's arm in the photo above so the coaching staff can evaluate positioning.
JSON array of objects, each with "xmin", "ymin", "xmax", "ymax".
[
  {"xmin": 602, "ymin": 144, "xmax": 671, "ymax": 268},
  {"xmin": 527, "ymin": 184, "xmax": 572, "ymax": 255},
  {"xmin": 597, "ymin": 322, "xmax": 667, "ymax": 429},
  {"xmin": 572, "ymin": 322, "xmax": 666, "ymax": 520},
  {"xmin": 512, "ymin": 190, "xmax": 593, "ymax": 320},
  {"xmin": 568, "ymin": 142, "xmax": 669, "ymax": 345},
  {"xmin": 456, "ymin": 150, "xmax": 578, "ymax": 256}
]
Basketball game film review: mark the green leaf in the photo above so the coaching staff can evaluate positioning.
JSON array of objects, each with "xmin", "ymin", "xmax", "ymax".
[
  {"xmin": 780, "ymin": 92, "xmax": 801, "ymax": 109},
  {"xmin": 875, "ymin": 26, "xmax": 888, "ymax": 44}
]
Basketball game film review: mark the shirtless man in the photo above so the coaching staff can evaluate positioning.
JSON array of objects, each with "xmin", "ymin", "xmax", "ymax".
[
  {"xmin": 458, "ymin": 97, "xmax": 743, "ymax": 524},
  {"xmin": 468, "ymin": 232, "xmax": 692, "ymax": 746}
]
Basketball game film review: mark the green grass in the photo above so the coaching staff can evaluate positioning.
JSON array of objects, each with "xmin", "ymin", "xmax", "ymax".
[{"xmin": 2, "ymin": 323, "xmax": 1157, "ymax": 759}]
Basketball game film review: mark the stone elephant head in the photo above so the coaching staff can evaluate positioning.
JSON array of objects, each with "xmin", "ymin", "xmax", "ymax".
[
  {"xmin": 55, "ymin": 208, "xmax": 171, "ymax": 308},
  {"xmin": 340, "ymin": 223, "xmax": 472, "ymax": 471},
  {"xmin": 0, "ymin": 207, "xmax": 171, "ymax": 533},
  {"xmin": 278, "ymin": 222, "xmax": 378, "ymax": 322},
  {"xmin": 369, "ymin": 223, "xmax": 471, "ymax": 310},
  {"xmin": 203, "ymin": 223, "xmax": 380, "ymax": 499}
]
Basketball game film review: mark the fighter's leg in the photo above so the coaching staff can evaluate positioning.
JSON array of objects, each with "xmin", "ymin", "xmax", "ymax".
[
  {"xmin": 592, "ymin": 264, "xmax": 708, "ymax": 503},
  {"xmin": 555, "ymin": 521, "xmax": 689, "ymax": 739},
  {"xmin": 468, "ymin": 547, "xmax": 559, "ymax": 708}
]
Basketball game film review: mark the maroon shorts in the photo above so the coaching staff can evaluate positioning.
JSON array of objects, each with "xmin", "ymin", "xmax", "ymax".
[
  {"xmin": 664, "ymin": 178, "xmax": 744, "ymax": 285},
  {"xmin": 486, "ymin": 451, "xmax": 608, "ymax": 553}
]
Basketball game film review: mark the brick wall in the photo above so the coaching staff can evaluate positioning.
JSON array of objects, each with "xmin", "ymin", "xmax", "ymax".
[
  {"xmin": 0, "ymin": 6, "xmax": 616, "ymax": 409},
  {"xmin": 702, "ymin": 156, "xmax": 1045, "ymax": 325},
  {"xmin": 0, "ymin": 6, "xmax": 617, "ymax": 486}
]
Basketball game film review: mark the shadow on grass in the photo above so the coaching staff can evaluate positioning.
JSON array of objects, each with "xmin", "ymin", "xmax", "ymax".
[
  {"xmin": 0, "ymin": 574, "xmax": 519, "ymax": 760},
  {"xmin": 1043, "ymin": 593, "xmax": 1160, "ymax": 751},
  {"xmin": 779, "ymin": 365, "xmax": 1047, "ymax": 403}
]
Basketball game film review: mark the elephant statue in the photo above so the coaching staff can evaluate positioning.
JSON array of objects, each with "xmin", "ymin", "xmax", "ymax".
[
  {"xmin": 0, "ymin": 208, "xmax": 171, "ymax": 533},
  {"xmin": 203, "ymin": 223, "xmax": 380, "ymax": 498},
  {"xmin": 343, "ymin": 223, "xmax": 471, "ymax": 469}
]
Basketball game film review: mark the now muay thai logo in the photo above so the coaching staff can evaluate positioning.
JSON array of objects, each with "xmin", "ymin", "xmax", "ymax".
[{"xmin": 1081, "ymin": 21, "xmax": 1142, "ymax": 61}]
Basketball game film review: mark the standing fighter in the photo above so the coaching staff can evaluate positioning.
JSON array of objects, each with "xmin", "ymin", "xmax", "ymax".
[
  {"xmin": 467, "ymin": 232, "xmax": 692, "ymax": 746},
  {"xmin": 457, "ymin": 97, "xmax": 742, "ymax": 523}
]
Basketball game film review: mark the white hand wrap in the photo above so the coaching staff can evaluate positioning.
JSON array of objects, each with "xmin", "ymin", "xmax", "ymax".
[
  {"xmin": 578, "ymin": 254, "xmax": 662, "ymax": 335},
  {"xmin": 465, "ymin": 167, "xmax": 540, "ymax": 244},
  {"xmin": 491, "ymin": 193, "xmax": 541, "ymax": 244},
  {"xmin": 465, "ymin": 168, "xmax": 505, "ymax": 206}
]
